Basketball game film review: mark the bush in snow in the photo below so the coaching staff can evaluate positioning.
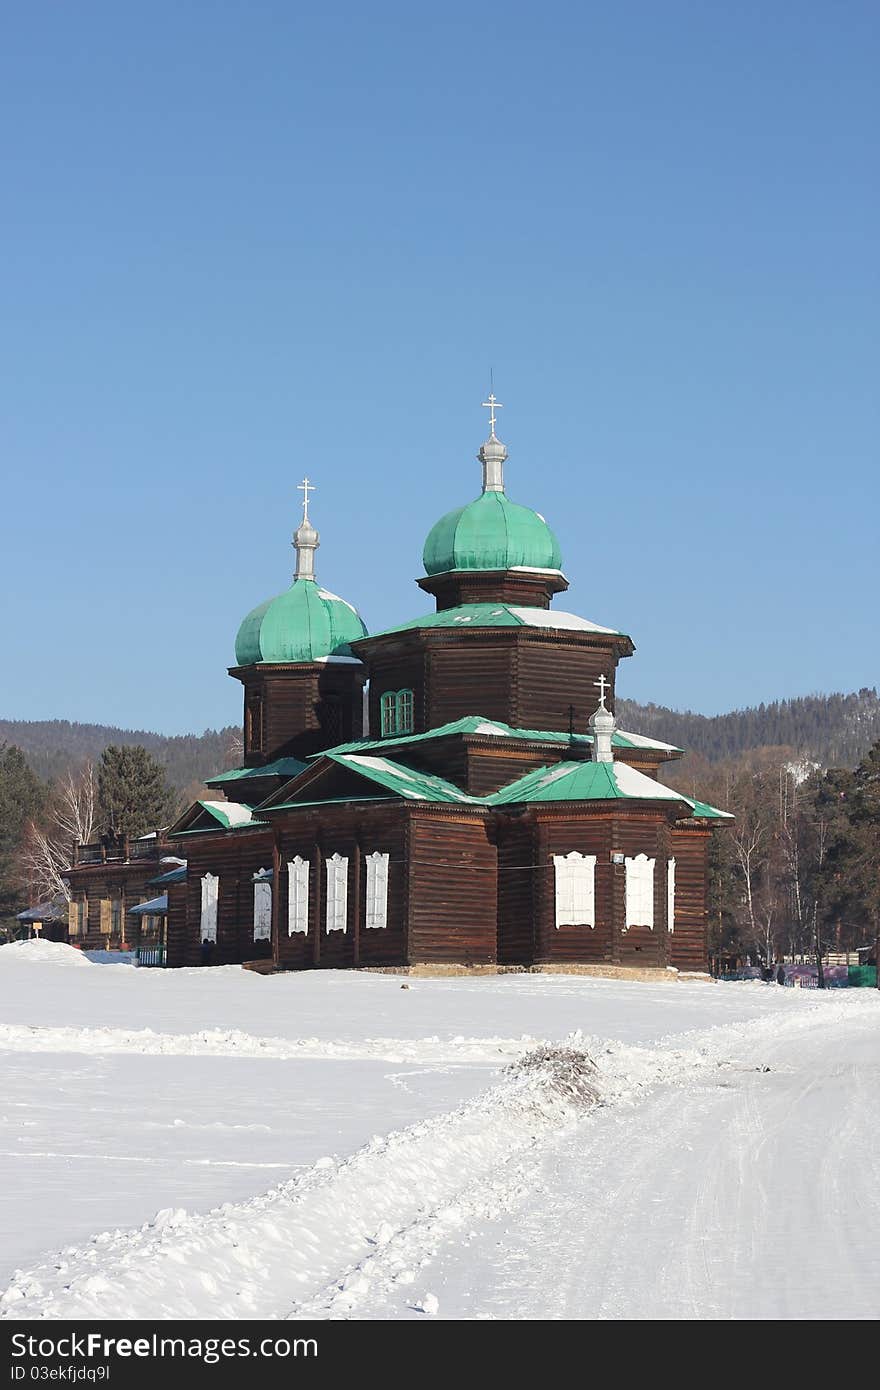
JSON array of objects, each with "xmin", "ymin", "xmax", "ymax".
[{"xmin": 506, "ymin": 1044, "xmax": 600, "ymax": 1109}]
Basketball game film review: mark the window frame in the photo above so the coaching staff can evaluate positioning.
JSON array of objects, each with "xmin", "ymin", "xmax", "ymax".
[{"xmin": 552, "ymin": 851, "xmax": 597, "ymax": 928}]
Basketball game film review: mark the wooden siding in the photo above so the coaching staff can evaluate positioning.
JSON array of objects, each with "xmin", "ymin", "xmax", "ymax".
[
  {"xmin": 230, "ymin": 663, "xmax": 365, "ymax": 765},
  {"xmin": 365, "ymin": 649, "xmax": 428, "ymax": 739},
  {"xmin": 667, "ymin": 824, "xmax": 711, "ymax": 973},
  {"xmin": 64, "ymin": 858, "xmax": 163, "ymax": 952},
  {"xmin": 176, "ymin": 828, "xmax": 275, "ymax": 967},
  {"xmin": 513, "ymin": 639, "xmax": 622, "ymax": 731},
  {"xmin": 416, "ymin": 571, "xmax": 567, "ymax": 611},
  {"xmin": 272, "ymin": 805, "xmax": 410, "ymax": 971},
  {"xmin": 496, "ymin": 816, "xmax": 536, "ymax": 964},
  {"xmin": 532, "ymin": 813, "xmax": 615, "ymax": 964},
  {"xmin": 426, "ymin": 641, "xmax": 519, "ymax": 728},
  {"xmin": 407, "ymin": 812, "xmax": 497, "ymax": 964}
]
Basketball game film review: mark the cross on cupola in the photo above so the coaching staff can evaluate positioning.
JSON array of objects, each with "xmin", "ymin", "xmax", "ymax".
[
  {"xmin": 482, "ymin": 392, "xmax": 503, "ymax": 440},
  {"xmin": 298, "ymin": 476, "xmax": 316, "ymax": 519},
  {"xmin": 589, "ymin": 674, "xmax": 616, "ymax": 764},
  {"xmin": 478, "ymin": 387, "xmax": 509, "ymax": 493},
  {"xmin": 293, "ymin": 476, "xmax": 320, "ymax": 581}
]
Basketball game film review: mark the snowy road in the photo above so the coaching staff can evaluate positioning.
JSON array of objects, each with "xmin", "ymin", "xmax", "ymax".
[
  {"xmin": 377, "ymin": 1005, "xmax": 880, "ymax": 1320},
  {"xmin": 1, "ymin": 942, "xmax": 878, "ymax": 1321}
]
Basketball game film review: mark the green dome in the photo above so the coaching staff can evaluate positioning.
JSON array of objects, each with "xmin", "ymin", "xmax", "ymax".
[
  {"xmin": 423, "ymin": 491, "xmax": 563, "ymax": 577},
  {"xmin": 234, "ymin": 578, "xmax": 368, "ymax": 666}
]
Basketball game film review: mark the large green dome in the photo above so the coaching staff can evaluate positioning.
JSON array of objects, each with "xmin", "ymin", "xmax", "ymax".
[
  {"xmin": 423, "ymin": 491, "xmax": 563, "ymax": 577},
  {"xmin": 235, "ymin": 578, "xmax": 368, "ymax": 666}
]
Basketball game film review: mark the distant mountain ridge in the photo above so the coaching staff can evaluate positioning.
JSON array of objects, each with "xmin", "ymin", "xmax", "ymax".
[
  {"xmin": 2, "ymin": 689, "xmax": 879, "ymax": 788},
  {"xmin": 616, "ymin": 689, "xmax": 880, "ymax": 769},
  {"xmin": 0, "ymin": 719, "xmax": 239, "ymax": 789}
]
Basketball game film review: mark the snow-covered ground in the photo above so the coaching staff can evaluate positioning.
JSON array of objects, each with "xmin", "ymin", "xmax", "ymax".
[{"xmin": 1, "ymin": 940, "xmax": 877, "ymax": 1320}]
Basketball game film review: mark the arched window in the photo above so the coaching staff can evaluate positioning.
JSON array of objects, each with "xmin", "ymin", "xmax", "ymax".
[
  {"xmin": 365, "ymin": 851, "xmax": 390, "ymax": 930},
  {"xmin": 552, "ymin": 852, "xmax": 596, "ymax": 928},
  {"xmin": 253, "ymin": 870, "xmax": 272, "ymax": 942},
  {"xmin": 380, "ymin": 689, "xmax": 415, "ymax": 738},
  {"xmin": 624, "ymin": 855, "xmax": 655, "ymax": 930},
  {"xmin": 325, "ymin": 852, "xmax": 349, "ymax": 933},
  {"xmin": 287, "ymin": 857, "xmax": 309, "ymax": 935},
  {"xmin": 380, "ymin": 691, "xmax": 397, "ymax": 738},
  {"xmin": 200, "ymin": 873, "xmax": 219, "ymax": 943},
  {"xmin": 396, "ymin": 689, "xmax": 414, "ymax": 734}
]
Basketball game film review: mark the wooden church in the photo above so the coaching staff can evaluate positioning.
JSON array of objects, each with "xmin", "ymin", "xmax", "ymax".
[{"xmin": 149, "ymin": 396, "xmax": 731, "ymax": 976}]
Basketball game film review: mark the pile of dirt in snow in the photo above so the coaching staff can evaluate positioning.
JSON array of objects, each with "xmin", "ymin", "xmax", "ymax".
[{"xmin": 0, "ymin": 939, "xmax": 91, "ymax": 968}]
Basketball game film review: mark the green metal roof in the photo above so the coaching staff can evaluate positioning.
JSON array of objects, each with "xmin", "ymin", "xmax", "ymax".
[
  {"xmin": 488, "ymin": 760, "xmax": 689, "ymax": 806},
  {"xmin": 207, "ymin": 755, "xmax": 309, "ymax": 786},
  {"xmin": 327, "ymin": 753, "xmax": 483, "ymax": 804},
  {"xmin": 235, "ymin": 578, "xmax": 368, "ymax": 666},
  {"xmin": 363, "ymin": 603, "xmax": 626, "ymax": 642},
  {"xmin": 679, "ymin": 794, "xmax": 734, "ymax": 820},
  {"xmin": 423, "ymin": 491, "xmax": 563, "ymax": 576},
  {"xmin": 322, "ymin": 714, "xmax": 681, "ymax": 758},
  {"xmin": 146, "ymin": 864, "xmax": 187, "ymax": 887},
  {"xmin": 260, "ymin": 747, "xmax": 726, "ymax": 821}
]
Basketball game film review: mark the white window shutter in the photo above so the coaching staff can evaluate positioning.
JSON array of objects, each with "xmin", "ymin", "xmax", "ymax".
[
  {"xmin": 200, "ymin": 873, "xmax": 219, "ymax": 943},
  {"xmin": 365, "ymin": 852, "xmax": 390, "ymax": 929},
  {"xmin": 552, "ymin": 852, "xmax": 596, "ymax": 928},
  {"xmin": 287, "ymin": 857, "xmax": 310, "ymax": 935},
  {"xmin": 667, "ymin": 858, "xmax": 676, "ymax": 933},
  {"xmin": 625, "ymin": 855, "xmax": 655, "ymax": 930},
  {"xmin": 253, "ymin": 873, "xmax": 272, "ymax": 941},
  {"xmin": 325, "ymin": 853, "xmax": 349, "ymax": 933}
]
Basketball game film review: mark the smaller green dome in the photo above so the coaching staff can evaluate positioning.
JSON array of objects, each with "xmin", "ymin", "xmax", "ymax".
[
  {"xmin": 423, "ymin": 491, "xmax": 563, "ymax": 576},
  {"xmin": 235, "ymin": 579, "xmax": 368, "ymax": 666}
]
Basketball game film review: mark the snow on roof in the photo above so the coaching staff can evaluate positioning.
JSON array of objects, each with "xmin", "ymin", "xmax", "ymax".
[
  {"xmin": 199, "ymin": 801, "xmax": 259, "ymax": 828},
  {"xmin": 610, "ymin": 761, "xmax": 683, "ymax": 800},
  {"xmin": 506, "ymin": 607, "xmax": 619, "ymax": 634},
  {"xmin": 317, "ymin": 588, "xmax": 360, "ymax": 616},
  {"xmin": 344, "ymin": 754, "xmax": 417, "ymax": 780},
  {"xmin": 614, "ymin": 729, "xmax": 681, "ymax": 752}
]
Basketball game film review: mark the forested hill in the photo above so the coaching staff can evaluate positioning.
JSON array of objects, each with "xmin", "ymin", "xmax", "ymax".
[
  {"xmin": 616, "ymin": 689, "xmax": 880, "ymax": 768},
  {"xmin": 2, "ymin": 688, "xmax": 879, "ymax": 788},
  {"xmin": 0, "ymin": 719, "xmax": 239, "ymax": 789}
]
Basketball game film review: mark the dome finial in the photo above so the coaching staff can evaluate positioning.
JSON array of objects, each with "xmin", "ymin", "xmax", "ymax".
[
  {"xmin": 589, "ymin": 674, "xmax": 616, "ymax": 763},
  {"xmin": 478, "ymin": 380, "xmax": 508, "ymax": 493},
  {"xmin": 293, "ymin": 476, "xmax": 320, "ymax": 580}
]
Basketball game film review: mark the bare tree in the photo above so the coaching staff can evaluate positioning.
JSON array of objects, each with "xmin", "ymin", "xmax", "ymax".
[
  {"xmin": 54, "ymin": 762, "xmax": 97, "ymax": 849},
  {"xmin": 18, "ymin": 763, "xmax": 98, "ymax": 903}
]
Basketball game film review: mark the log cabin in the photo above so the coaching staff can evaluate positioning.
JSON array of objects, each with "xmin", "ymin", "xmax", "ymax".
[{"xmin": 156, "ymin": 402, "xmax": 732, "ymax": 975}]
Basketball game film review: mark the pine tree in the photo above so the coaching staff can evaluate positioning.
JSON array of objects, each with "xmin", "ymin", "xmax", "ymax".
[
  {"xmin": 96, "ymin": 745, "xmax": 176, "ymax": 840},
  {"xmin": 0, "ymin": 744, "xmax": 46, "ymax": 925}
]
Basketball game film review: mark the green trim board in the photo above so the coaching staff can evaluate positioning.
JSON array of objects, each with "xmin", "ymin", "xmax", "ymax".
[{"xmin": 361, "ymin": 603, "xmax": 627, "ymax": 641}]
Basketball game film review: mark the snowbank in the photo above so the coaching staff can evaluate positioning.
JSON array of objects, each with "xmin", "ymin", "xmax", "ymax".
[
  {"xmin": 0, "ymin": 940, "xmax": 90, "ymax": 968},
  {"xmin": 0, "ymin": 1044, "xmax": 602, "ymax": 1321}
]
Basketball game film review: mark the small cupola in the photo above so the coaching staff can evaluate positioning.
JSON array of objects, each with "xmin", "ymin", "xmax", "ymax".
[
  {"xmin": 418, "ymin": 393, "xmax": 568, "ymax": 611},
  {"xmin": 234, "ymin": 479, "xmax": 368, "ymax": 666}
]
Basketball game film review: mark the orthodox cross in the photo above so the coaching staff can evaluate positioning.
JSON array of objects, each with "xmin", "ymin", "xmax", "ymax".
[
  {"xmin": 481, "ymin": 392, "xmax": 503, "ymax": 438},
  {"xmin": 594, "ymin": 674, "xmax": 610, "ymax": 709},
  {"xmin": 298, "ymin": 476, "xmax": 316, "ymax": 519}
]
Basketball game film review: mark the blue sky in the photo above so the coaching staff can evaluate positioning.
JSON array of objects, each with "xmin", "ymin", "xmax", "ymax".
[{"xmin": 1, "ymin": 1, "xmax": 877, "ymax": 734}]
